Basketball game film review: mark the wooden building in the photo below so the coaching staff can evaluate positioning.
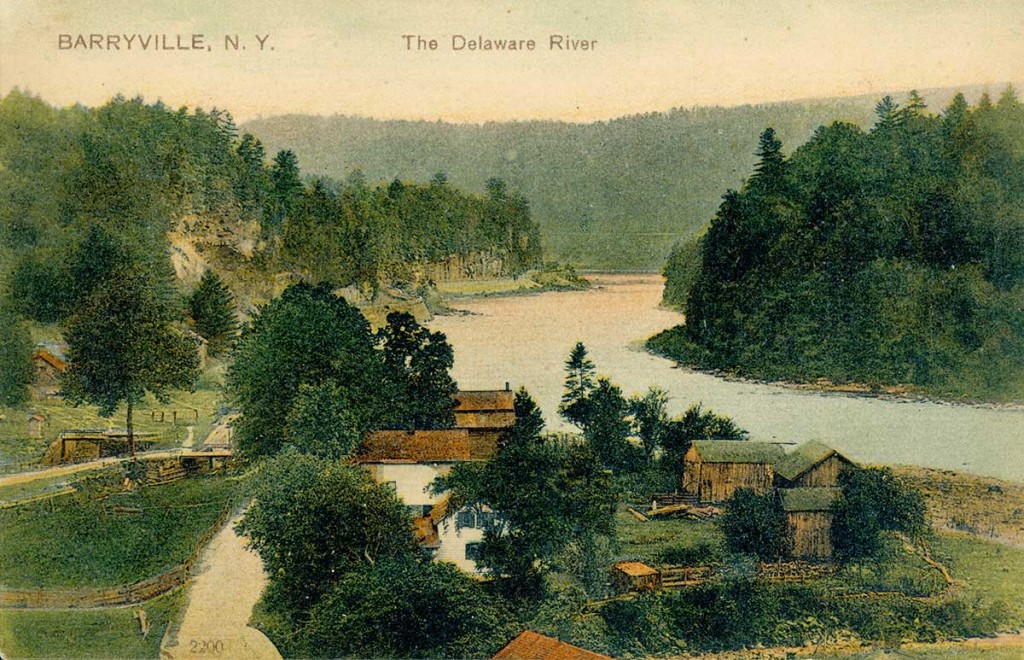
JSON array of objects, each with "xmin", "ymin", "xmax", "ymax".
[
  {"xmin": 781, "ymin": 487, "xmax": 841, "ymax": 560},
  {"xmin": 773, "ymin": 441, "xmax": 852, "ymax": 488},
  {"xmin": 493, "ymin": 631, "xmax": 611, "ymax": 660},
  {"xmin": 453, "ymin": 387, "xmax": 516, "ymax": 447},
  {"xmin": 31, "ymin": 347, "xmax": 66, "ymax": 397},
  {"xmin": 45, "ymin": 430, "xmax": 159, "ymax": 464},
  {"xmin": 26, "ymin": 413, "xmax": 45, "ymax": 438},
  {"xmin": 610, "ymin": 561, "xmax": 662, "ymax": 593},
  {"xmin": 682, "ymin": 441, "xmax": 785, "ymax": 503}
]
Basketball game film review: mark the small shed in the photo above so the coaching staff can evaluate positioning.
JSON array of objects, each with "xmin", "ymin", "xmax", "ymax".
[
  {"xmin": 774, "ymin": 441, "xmax": 853, "ymax": 488},
  {"xmin": 493, "ymin": 630, "xmax": 611, "ymax": 660},
  {"xmin": 682, "ymin": 441, "xmax": 785, "ymax": 503},
  {"xmin": 610, "ymin": 561, "xmax": 662, "ymax": 593},
  {"xmin": 27, "ymin": 413, "xmax": 46, "ymax": 438},
  {"xmin": 31, "ymin": 348, "xmax": 66, "ymax": 397},
  {"xmin": 781, "ymin": 487, "xmax": 841, "ymax": 560}
]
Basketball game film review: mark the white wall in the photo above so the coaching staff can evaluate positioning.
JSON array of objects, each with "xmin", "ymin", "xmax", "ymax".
[
  {"xmin": 368, "ymin": 463, "xmax": 452, "ymax": 505},
  {"xmin": 364, "ymin": 461, "xmax": 488, "ymax": 574}
]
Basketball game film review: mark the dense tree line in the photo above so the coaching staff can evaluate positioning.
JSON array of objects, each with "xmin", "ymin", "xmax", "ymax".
[
  {"xmin": 0, "ymin": 91, "xmax": 541, "ymax": 330},
  {"xmin": 243, "ymin": 95, "xmax": 902, "ymax": 269},
  {"xmin": 658, "ymin": 88, "xmax": 1024, "ymax": 399}
]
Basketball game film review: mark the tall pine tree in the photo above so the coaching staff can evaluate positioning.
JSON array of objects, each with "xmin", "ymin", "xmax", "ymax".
[{"xmin": 187, "ymin": 269, "xmax": 238, "ymax": 356}]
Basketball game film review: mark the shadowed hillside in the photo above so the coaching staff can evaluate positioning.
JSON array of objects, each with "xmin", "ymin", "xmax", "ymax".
[{"xmin": 242, "ymin": 85, "xmax": 1016, "ymax": 270}]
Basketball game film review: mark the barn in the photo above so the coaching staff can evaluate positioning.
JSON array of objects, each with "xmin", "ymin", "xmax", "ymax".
[
  {"xmin": 773, "ymin": 441, "xmax": 852, "ymax": 488},
  {"xmin": 682, "ymin": 441, "xmax": 785, "ymax": 503},
  {"xmin": 781, "ymin": 487, "xmax": 841, "ymax": 559}
]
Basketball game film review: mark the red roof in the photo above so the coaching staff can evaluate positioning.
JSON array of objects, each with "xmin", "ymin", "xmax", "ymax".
[
  {"xmin": 32, "ymin": 349, "xmax": 66, "ymax": 372},
  {"xmin": 493, "ymin": 631, "xmax": 610, "ymax": 660},
  {"xmin": 358, "ymin": 429, "xmax": 493, "ymax": 463}
]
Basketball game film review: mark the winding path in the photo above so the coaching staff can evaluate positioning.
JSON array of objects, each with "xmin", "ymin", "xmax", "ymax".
[{"xmin": 160, "ymin": 511, "xmax": 280, "ymax": 660}]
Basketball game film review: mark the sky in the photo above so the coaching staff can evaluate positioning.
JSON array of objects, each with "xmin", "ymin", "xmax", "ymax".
[{"xmin": 1, "ymin": 0, "xmax": 1023, "ymax": 123}]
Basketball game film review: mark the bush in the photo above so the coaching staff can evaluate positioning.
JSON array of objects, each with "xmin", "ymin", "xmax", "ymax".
[{"xmin": 719, "ymin": 489, "xmax": 790, "ymax": 561}]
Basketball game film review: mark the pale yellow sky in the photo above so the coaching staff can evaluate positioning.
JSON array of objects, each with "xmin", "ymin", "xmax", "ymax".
[{"xmin": 1, "ymin": 0, "xmax": 1022, "ymax": 122}]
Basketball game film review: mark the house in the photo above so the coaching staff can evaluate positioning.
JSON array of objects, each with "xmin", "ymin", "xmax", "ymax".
[
  {"xmin": 492, "ymin": 630, "xmax": 611, "ymax": 660},
  {"xmin": 357, "ymin": 428, "xmax": 500, "ymax": 574},
  {"xmin": 31, "ymin": 346, "xmax": 66, "ymax": 397},
  {"xmin": 781, "ymin": 487, "xmax": 841, "ymax": 559},
  {"xmin": 773, "ymin": 440, "xmax": 853, "ymax": 488},
  {"xmin": 26, "ymin": 413, "xmax": 45, "ymax": 438},
  {"xmin": 453, "ymin": 386, "xmax": 516, "ymax": 447},
  {"xmin": 682, "ymin": 440, "xmax": 786, "ymax": 503},
  {"xmin": 610, "ymin": 561, "xmax": 662, "ymax": 593}
]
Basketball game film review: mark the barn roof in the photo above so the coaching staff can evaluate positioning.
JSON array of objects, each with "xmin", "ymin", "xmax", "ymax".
[
  {"xmin": 774, "ymin": 441, "xmax": 849, "ymax": 481},
  {"xmin": 691, "ymin": 440, "xmax": 785, "ymax": 464},
  {"xmin": 492, "ymin": 631, "xmax": 611, "ymax": 660},
  {"xmin": 613, "ymin": 561, "xmax": 659, "ymax": 577},
  {"xmin": 31, "ymin": 348, "xmax": 66, "ymax": 372},
  {"xmin": 781, "ymin": 487, "xmax": 841, "ymax": 512},
  {"xmin": 454, "ymin": 390, "xmax": 515, "ymax": 412},
  {"xmin": 358, "ymin": 429, "xmax": 485, "ymax": 463}
]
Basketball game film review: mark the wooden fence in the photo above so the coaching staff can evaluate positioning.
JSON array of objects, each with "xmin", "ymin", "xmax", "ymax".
[{"xmin": 0, "ymin": 503, "xmax": 234, "ymax": 609}]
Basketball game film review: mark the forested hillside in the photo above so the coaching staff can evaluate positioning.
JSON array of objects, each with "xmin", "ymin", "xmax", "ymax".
[
  {"xmin": 0, "ymin": 91, "xmax": 541, "ymax": 324},
  {"xmin": 242, "ymin": 87, "xmax": 1011, "ymax": 270},
  {"xmin": 653, "ymin": 87, "xmax": 1024, "ymax": 400}
]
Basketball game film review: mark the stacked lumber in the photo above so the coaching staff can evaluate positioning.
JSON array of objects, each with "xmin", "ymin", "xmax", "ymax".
[{"xmin": 645, "ymin": 502, "xmax": 722, "ymax": 520}]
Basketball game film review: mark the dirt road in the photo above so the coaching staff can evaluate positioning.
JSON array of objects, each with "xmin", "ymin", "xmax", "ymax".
[{"xmin": 161, "ymin": 512, "xmax": 280, "ymax": 660}]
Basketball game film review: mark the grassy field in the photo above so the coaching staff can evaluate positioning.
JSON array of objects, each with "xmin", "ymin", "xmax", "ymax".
[
  {"xmin": 0, "ymin": 366, "xmax": 226, "ymax": 470},
  {"xmin": 0, "ymin": 475, "xmax": 243, "ymax": 589},
  {"xmin": 0, "ymin": 588, "xmax": 182, "ymax": 659}
]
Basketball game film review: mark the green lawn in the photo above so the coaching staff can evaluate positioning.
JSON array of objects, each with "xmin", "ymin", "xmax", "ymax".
[
  {"xmin": 0, "ymin": 588, "xmax": 183, "ymax": 659},
  {"xmin": 615, "ymin": 504, "xmax": 726, "ymax": 565},
  {"xmin": 935, "ymin": 532, "xmax": 1024, "ymax": 620},
  {"xmin": 0, "ymin": 368, "xmax": 226, "ymax": 470},
  {"xmin": 0, "ymin": 475, "xmax": 243, "ymax": 589}
]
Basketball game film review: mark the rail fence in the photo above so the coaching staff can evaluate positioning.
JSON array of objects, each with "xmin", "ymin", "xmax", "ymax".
[{"xmin": 0, "ymin": 502, "xmax": 234, "ymax": 609}]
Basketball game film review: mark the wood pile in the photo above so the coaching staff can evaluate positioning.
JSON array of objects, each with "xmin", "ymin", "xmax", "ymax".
[{"xmin": 644, "ymin": 502, "xmax": 722, "ymax": 520}]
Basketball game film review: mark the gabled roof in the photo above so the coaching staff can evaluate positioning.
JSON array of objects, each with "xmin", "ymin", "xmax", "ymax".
[
  {"xmin": 358, "ymin": 429, "xmax": 481, "ymax": 463},
  {"xmin": 612, "ymin": 561, "xmax": 659, "ymax": 577},
  {"xmin": 492, "ymin": 631, "xmax": 611, "ymax": 660},
  {"xmin": 781, "ymin": 487, "xmax": 841, "ymax": 513},
  {"xmin": 690, "ymin": 440, "xmax": 785, "ymax": 464},
  {"xmin": 774, "ymin": 441, "xmax": 850, "ymax": 481},
  {"xmin": 31, "ymin": 348, "xmax": 66, "ymax": 372},
  {"xmin": 454, "ymin": 390, "xmax": 514, "ymax": 412}
]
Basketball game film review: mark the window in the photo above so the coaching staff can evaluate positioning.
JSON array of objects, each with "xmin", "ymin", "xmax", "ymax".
[
  {"xmin": 465, "ymin": 542, "xmax": 483, "ymax": 561},
  {"xmin": 407, "ymin": 504, "xmax": 431, "ymax": 518},
  {"xmin": 456, "ymin": 509, "xmax": 476, "ymax": 528}
]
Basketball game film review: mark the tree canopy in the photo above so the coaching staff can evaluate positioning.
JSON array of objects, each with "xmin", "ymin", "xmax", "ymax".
[{"xmin": 660, "ymin": 88, "xmax": 1024, "ymax": 399}]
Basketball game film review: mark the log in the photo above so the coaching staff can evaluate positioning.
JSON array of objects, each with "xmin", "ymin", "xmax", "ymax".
[{"xmin": 627, "ymin": 507, "xmax": 649, "ymax": 522}]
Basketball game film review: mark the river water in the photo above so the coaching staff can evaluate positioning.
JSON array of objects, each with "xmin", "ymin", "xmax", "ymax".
[{"xmin": 430, "ymin": 273, "xmax": 1024, "ymax": 483}]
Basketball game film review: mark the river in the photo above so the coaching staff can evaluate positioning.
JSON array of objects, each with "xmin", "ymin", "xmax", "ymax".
[{"xmin": 430, "ymin": 273, "xmax": 1024, "ymax": 483}]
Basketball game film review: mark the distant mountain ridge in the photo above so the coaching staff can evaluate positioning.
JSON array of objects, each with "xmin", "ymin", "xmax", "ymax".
[{"xmin": 242, "ymin": 83, "xmax": 1018, "ymax": 271}]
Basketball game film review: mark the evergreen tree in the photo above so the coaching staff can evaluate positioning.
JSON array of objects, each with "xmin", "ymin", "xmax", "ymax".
[
  {"xmin": 268, "ymin": 149, "xmax": 304, "ymax": 234},
  {"xmin": 559, "ymin": 342, "xmax": 596, "ymax": 430},
  {"xmin": 584, "ymin": 378, "xmax": 637, "ymax": 471},
  {"xmin": 62, "ymin": 268, "xmax": 199, "ymax": 456},
  {"xmin": 0, "ymin": 306, "xmax": 33, "ymax": 406},
  {"xmin": 187, "ymin": 269, "xmax": 238, "ymax": 356},
  {"xmin": 506, "ymin": 386, "xmax": 545, "ymax": 448}
]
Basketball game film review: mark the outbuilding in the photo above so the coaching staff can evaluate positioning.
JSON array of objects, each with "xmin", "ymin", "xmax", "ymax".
[
  {"xmin": 682, "ymin": 440, "xmax": 785, "ymax": 503},
  {"xmin": 773, "ymin": 441, "xmax": 853, "ymax": 488},
  {"xmin": 781, "ymin": 487, "xmax": 841, "ymax": 560},
  {"xmin": 610, "ymin": 561, "xmax": 662, "ymax": 593}
]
